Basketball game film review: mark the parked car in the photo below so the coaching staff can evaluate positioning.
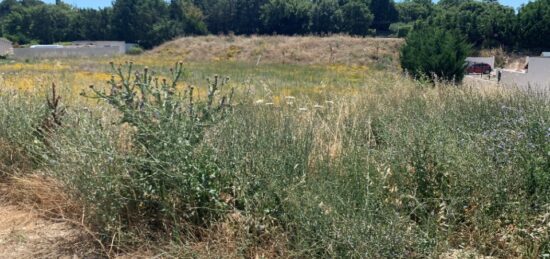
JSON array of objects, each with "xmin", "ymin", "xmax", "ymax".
[{"xmin": 466, "ymin": 63, "xmax": 492, "ymax": 74}]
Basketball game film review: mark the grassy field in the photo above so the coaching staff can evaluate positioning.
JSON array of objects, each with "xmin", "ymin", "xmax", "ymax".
[{"xmin": 0, "ymin": 36, "xmax": 548, "ymax": 258}]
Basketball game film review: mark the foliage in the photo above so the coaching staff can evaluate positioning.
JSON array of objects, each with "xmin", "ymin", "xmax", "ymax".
[
  {"xmin": 126, "ymin": 46, "xmax": 144, "ymax": 55},
  {"xmin": 370, "ymin": 0, "xmax": 399, "ymax": 31},
  {"xmin": 389, "ymin": 22, "xmax": 413, "ymax": 37},
  {"xmin": 260, "ymin": 0, "xmax": 312, "ymax": 35},
  {"xmin": 310, "ymin": 0, "xmax": 344, "ymax": 34},
  {"xmin": 396, "ymin": 0, "xmax": 433, "ymax": 23},
  {"xmin": 60, "ymin": 62, "xmax": 236, "ymax": 235},
  {"xmin": 429, "ymin": 1, "xmax": 517, "ymax": 47},
  {"xmin": 341, "ymin": 0, "xmax": 375, "ymax": 36},
  {"xmin": 0, "ymin": 0, "xmax": 549, "ymax": 50},
  {"xmin": 400, "ymin": 26, "xmax": 472, "ymax": 82},
  {"xmin": 517, "ymin": 0, "xmax": 550, "ymax": 49}
]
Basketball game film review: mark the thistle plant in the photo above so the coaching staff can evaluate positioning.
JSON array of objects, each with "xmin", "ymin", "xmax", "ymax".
[
  {"xmin": 83, "ymin": 61, "xmax": 235, "ymax": 232},
  {"xmin": 35, "ymin": 83, "xmax": 65, "ymax": 148}
]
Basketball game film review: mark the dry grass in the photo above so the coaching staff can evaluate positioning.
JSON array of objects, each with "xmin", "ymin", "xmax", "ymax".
[
  {"xmin": 0, "ymin": 165, "xmax": 287, "ymax": 258},
  {"xmin": 0, "ymin": 175, "xmax": 99, "ymax": 258},
  {"xmin": 150, "ymin": 35, "xmax": 403, "ymax": 66}
]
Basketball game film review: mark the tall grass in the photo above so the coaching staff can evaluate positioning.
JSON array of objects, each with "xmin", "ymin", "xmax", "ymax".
[{"xmin": 0, "ymin": 60, "xmax": 548, "ymax": 257}]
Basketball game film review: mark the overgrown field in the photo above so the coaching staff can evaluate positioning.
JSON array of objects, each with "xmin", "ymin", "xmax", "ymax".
[{"xmin": 0, "ymin": 51, "xmax": 548, "ymax": 258}]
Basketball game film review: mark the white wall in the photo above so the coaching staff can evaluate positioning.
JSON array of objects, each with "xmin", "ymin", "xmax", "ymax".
[
  {"xmin": 72, "ymin": 41, "xmax": 126, "ymax": 54},
  {"xmin": 500, "ymin": 57, "xmax": 550, "ymax": 93},
  {"xmin": 13, "ymin": 47, "xmax": 122, "ymax": 59}
]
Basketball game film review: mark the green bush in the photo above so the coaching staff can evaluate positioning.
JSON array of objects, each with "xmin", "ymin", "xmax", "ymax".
[
  {"xmin": 400, "ymin": 26, "xmax": 472, "ymax": 83},
  {"xmin": 389, "ymin": 22, "xmax": 412, "ymax": 37},
  {"xmin": 126, "ymin": 46, "xmax": 144, "ymax": 55}
]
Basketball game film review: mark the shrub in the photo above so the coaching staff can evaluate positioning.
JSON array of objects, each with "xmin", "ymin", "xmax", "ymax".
[
  {"xmin": 389, "ymin": 22, "xmax": 412, "ymax": 37},
  {"xmin": 400, "ymin": 26, "xmax": 472, "ymax": 83},
  {"xmin": 126, "ymin": 46, "xmax": 144, "ymax": 55}
]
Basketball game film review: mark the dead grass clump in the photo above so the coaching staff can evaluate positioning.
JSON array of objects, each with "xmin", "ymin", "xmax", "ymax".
[
  {"xmin": 164, "ymin": 212, "xmax": 289, "ymax": 258},
  {"xmin": 1, "ymin": 175, "xmax": 81, "ymax": 219},
  {"xmin": 0, "ymin": 139, "xmax": 31, "ymax": 178}
]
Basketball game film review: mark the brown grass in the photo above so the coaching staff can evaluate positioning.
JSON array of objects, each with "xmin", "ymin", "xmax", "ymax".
[
  {"xmin": 0, "ymin": 162, "xmax": 287, "ymax": 258},
  {"xmin": 150, "ymin": 35, "xmax": 403, "ymax": 66},
  {"xmin": 0, "ymin": 175, "xmax": 100, "ymax": 258}
]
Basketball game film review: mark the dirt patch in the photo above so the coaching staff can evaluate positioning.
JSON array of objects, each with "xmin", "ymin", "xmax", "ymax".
[{"xmin": 0, "ymin": 176, "xmax": 101, "ymax": 258}]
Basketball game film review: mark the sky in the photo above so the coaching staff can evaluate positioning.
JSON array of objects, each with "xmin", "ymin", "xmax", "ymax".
[{"xmin": 44, "ymin": 0, "xmax": 531, "ymax": 10}]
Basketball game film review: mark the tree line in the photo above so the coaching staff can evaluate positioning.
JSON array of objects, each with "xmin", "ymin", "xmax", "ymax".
[{"xmin": 0, "ymin": 0, "xmax": 549, "ymax": 49}]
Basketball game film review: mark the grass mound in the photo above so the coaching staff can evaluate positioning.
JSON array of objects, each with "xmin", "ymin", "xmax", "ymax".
[{"xmin": 151, "ymin": 35, "xmax": 403, "ymax": 66}]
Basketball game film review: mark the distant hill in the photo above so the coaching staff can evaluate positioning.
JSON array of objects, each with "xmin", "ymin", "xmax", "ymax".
[{"xmin": 150, "ymin": 35, "xmax": 404, "ymax": 66}]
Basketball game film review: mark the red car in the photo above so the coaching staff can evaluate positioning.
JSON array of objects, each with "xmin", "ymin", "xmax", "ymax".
[{"xmin": 467, "ymin": 63, "xmax": 492, "ymax": 74}]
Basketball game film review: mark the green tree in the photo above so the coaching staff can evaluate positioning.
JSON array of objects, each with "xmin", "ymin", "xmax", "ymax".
[
  {"xmin": 233, "ymin": 0, "xmax": 268, "ymax": 34},
  {"xmin": 518, "ymin": 0, "xmax": 550, "ymax": 49},
  {"xmin": 169, "ymin": 0, "xmax": 208, "ymax": 35},
  {"xmin": 341, "ymin": 0, "xmax": 374, "ymax": 35},
  {"xmin": 370, "ymin": 0, "xmax": 399, "ymax": 31},
  {"xmin": 27, "ymin": 4, "xmax": 75, "ymax": 43},
  {"xmin": 400, "ymin": 26, "xmax": 472, "ymax": 83},
  {"xmin": 260, "ymin": 0, "xmax": 312, "ymax": 35},
  {"xmin": 396, "ymin": 0, "xmax": 433, "ymax": 23},
  {"xmin": 112, "ymin": 0, "xmax": 170, "ymax": 48},
  {"xmin": 430, "ymin": 1, "xmax": 517, "ymax": 47},
  {"xmin": 71, "ymin": 8, "xmax": 113, "ymax": 41},
  {"xmin": 310, "ymin": 0, "xmax": 344, "ymax": 34}
]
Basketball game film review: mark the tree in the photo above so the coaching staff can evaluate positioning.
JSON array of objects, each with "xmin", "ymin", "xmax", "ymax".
[
  {"xmin": 169, "ymin": 0, "xmax": 208, "ymax": 35},
  {"xmin": 396, "ymin": 0, "xmax": 433, "ymax": 23},
  {"xmin": 341, "ymin": 0, "xmax": 374, "ymax": 35},
  {"xmin": 429, "ymin": 1, "xmax": 517, "ymax": 47},
  {"xmin": 310, "ymin": 0, "xmax": 344, "ymax": 34},
  {"xmin": 27, "ymin": 4, "xmax": 75, "ymax": 43},
  {"xmin": 112, "ymin": 0, "xmax": 170, "ymax": 48},
  {"xmin": 400, "ymin": 26, "xmax": 472, "ymax": 83},
  {"xmin": 197, "ymin": 0, "xmax": 236, "ymax": 34},
  {"xmin": 518, "ymin": 0, "xmax": 550, "ymax": 49},
  {"xmin": 260, "ymin": 0, "xmax": 312, "ymax": 34},
  {"xmin": 72, "ymin": 8, "xmax": 114, "ymax": 41},
  {"xmin": 369, "ymin": 0, "xmax": 399, "ymax": 31},
  {"xmin": 233, "ymin": 0, "xmax": 268, "ymax": 34}
]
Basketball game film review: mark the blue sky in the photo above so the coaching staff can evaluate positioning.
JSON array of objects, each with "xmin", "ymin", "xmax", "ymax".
[{"xmin": 45, "ymin": 0, "xmax": 531, "ymax": 10}]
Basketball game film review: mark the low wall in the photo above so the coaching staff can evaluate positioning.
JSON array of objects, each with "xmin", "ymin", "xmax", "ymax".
[
  {"xmin": 500, "ymin": 70, "xmax": 550, "ymax": 93},
  {"xmin": 13, "ymin": 47, "xmax": 121, "ymax": 59}
]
